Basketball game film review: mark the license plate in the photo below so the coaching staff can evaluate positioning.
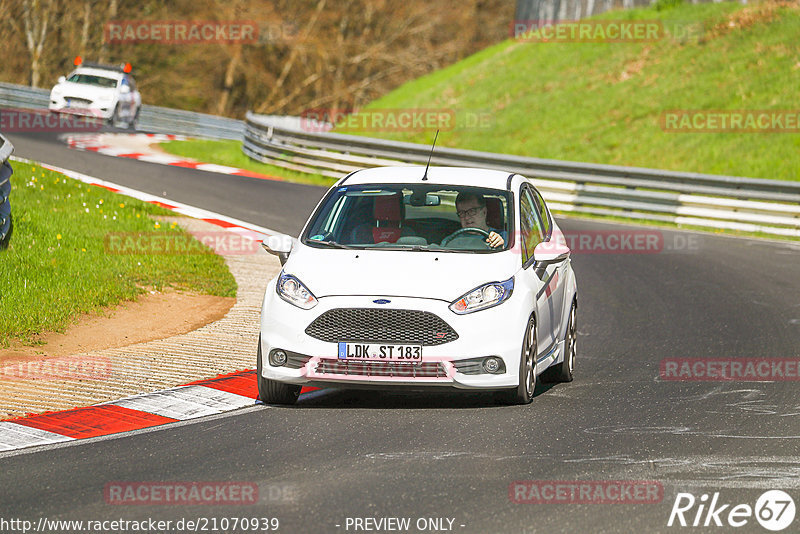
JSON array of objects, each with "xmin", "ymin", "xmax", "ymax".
[{"xmin": 338, "ymin": 342, "xmax": 422, "ymax": 362}]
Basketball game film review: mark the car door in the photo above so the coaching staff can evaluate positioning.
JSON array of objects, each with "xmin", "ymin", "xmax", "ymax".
[
  {"xmin": 530, "ymin": 186, "xmax": 568, "ymax": 344},
  {"xmin": 517, "ymin": 185, "xmax": 555, "ymax": 360}
]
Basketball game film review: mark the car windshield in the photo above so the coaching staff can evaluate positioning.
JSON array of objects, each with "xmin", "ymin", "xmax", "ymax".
[
  {"xmin": 302, "ymin": 184, "xmax": 512, "ymax": 252},
  {"xmin": 66, "ymin": 74, "xmax": 118, "ymax": 88}
]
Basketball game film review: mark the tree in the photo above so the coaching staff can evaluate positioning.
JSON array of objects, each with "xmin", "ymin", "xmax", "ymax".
[{"xmin": 13, "ymin": 0, "xmax": 57, "ymax": 87}]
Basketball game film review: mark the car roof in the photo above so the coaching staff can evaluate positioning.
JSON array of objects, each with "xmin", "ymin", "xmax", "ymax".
[
  {"xmin": 71, "ymin": 67, "xmax": 125, "ymax": 80},
  {"xmin": 341, "ymin": 166, "xmax": 514, "ymax": 189}
]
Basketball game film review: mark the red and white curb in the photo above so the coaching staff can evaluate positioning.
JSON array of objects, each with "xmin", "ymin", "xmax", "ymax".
[
  {"xmin": 62, "ymin": 132, "xmax": 281, "ymax": 181},
  {"xmin": 0, "ymin": 370, "xmax": 289, "ymax": 452},
  {"xmin": 2, "ymin": 157, "xmax": 316, "ymax": 453}
]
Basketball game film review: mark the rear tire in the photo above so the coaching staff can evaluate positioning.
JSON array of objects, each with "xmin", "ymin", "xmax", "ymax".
[
  {"xmin": 256, "ymin": 336, "xmax": 301, "ymax": 405},
  {"xmin": 543, "ymin": 300, "xmax": 576, "ymax": 383},
  {"xmin": 497, "ymin": 315, "xmax": 536, "ymax": 405}
]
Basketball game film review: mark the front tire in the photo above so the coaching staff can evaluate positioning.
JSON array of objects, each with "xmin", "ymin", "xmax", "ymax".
[
  {"xmin": 108, "ymin": 104, "xmax": 120, "ymax": 126},
  {"xmin": 256, "ymin": 336, "xmax": 301, "ymax": 405},
  {"xmin": 498, "ymin": 315, "xmax": 536, "ymax": 405},
  {"xmin": 128, "ymin": 107, "xmax": 140, "ymax": 130}
]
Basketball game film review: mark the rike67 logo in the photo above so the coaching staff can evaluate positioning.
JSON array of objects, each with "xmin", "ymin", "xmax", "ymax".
[{"xmin": 668, "ymin": 490, "xmax": 796, "ymax": 531}]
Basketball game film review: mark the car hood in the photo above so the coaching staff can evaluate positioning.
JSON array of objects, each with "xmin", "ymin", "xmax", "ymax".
[
  {"xmin": 52, "ymin": 82, "xmax": 117, "ymax": 99},
  {"xmin": 283, "ymin": 244, "xmax": 519, "ymax": 302}
]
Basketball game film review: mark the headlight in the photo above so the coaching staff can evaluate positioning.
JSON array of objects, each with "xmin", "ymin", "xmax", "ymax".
[
  {"xmin": 51, "ymin": 86, "xmax": 62, "ymax": 96},
  {"xmin": 449, "ymin": 277, "xmax": 514, "ymax": 314},
  {"xmin": 276, "ymin": 272, "xmax": 317, "ymax": 309}
]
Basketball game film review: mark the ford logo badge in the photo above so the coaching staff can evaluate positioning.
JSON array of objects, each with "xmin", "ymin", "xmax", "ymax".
[{"xmin": 373, "ymin": 299, "xmax": 391, "ymax": 304}]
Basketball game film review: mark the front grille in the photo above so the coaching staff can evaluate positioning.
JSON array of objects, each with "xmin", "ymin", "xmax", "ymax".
[
  {"xmin": 315, "ymin": 359, "xmax": 447, "ymax": 378},
  {"xmin": 305, "ymin": 308, "xmax": 458, "ymax": 346},
  {"xmin": 66, "ymin": 97, "xmax": 92, "ymax": 106}
]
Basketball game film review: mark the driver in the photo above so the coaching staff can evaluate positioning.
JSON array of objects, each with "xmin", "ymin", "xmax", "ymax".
[{"xmin": 455, "ymin": 192, "xmax": 505, "ymax": 248}]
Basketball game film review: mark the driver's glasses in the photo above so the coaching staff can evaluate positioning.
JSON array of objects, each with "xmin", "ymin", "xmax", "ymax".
[{"xmin": 457, "ymin": 206, "xmax": 482, "ymax": 218}]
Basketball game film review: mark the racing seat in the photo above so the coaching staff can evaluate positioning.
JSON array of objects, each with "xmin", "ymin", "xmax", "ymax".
[
  {"xmin": 485, "ymin": 197, "xmax": 504, "ymax": 231},
  {"xmin": 350, "ymin": 193, "xmax": 413, "ymax": 244}
]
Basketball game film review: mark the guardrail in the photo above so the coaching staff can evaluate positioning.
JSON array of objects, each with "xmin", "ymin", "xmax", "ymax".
[
  {"xmin": 0, "ymin": 81, "xmax": 244, "ymax": 140},
  {"xmin": 244, "ymin": 112, "xmax": 800, "ymax": 238},
  {"xmin": 0, "ymin": 133, "xmax": 14, "ymax": 247}
]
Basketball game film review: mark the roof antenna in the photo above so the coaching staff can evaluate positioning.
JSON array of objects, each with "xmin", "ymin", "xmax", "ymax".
[{"xmin": 421, "ymin": 129, "xmax": 439, "ymax": 181}]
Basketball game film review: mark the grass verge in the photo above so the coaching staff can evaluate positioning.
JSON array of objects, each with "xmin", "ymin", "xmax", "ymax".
[
  {"xmin": 0, "ymin": 160, "xmax": 237, "ymax": 346},
  {"xmin": 340, "ymin": 1, "xmax": 800, "ymax": 181}
]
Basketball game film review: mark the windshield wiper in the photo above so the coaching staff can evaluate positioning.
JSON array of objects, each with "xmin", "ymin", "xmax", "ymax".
[{"xmin": 308, "ymin": 240, "xmax": 358, "ymax": 249}]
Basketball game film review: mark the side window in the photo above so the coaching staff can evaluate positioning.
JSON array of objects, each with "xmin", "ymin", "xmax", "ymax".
[
  {"xmin": 519, "ymin": 188, "xmax": 544, "ymax": 265},
  {"xmin": 530, "ymin": 188, "xmax": 551, "ymax": 239}
]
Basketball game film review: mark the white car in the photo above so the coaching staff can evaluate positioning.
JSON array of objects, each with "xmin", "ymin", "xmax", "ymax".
[
  {"xmin": 258, "ymin": 166, "xmax": 578, "ymax": 405},
  {"xmin": 49, "ymin": 59, "xmax": 141, "ymax": 128}
]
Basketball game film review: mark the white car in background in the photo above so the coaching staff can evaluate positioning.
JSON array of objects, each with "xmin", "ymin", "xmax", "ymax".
[
  {"xmin": 49, "ymin": 58, "xmax": 141, "ymax": 128},
  {"xmin": 258, "ymin": 166, "xmax": 578, "ymax": 405}
]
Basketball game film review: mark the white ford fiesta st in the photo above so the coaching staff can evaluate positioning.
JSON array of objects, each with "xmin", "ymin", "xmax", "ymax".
[{"xmin": 258, "ymin": 166, "xmax": 577, "ymax": 405}]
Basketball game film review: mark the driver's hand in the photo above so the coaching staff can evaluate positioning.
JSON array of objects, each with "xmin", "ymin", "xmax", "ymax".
[{"xmin": 486, "ymin": 231, "xmax": 504, "ymax": 248}]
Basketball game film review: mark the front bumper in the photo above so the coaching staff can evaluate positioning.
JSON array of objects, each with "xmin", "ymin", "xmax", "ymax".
[
  {"xmin": 49, "ymin": 98, "xmax": 113, "ymax": 119},
  {"xmin": 259, "ymin": 282, "xmax": 527, "ymax": 390}
]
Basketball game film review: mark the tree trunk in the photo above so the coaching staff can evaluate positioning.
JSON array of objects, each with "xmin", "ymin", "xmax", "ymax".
[
  {"xmin": 216, "ymin": 46, "xmax": 242, "ymax": 116},
  {"xmin": 22, "ymin": 0, "xmax": 54, "ymax": 87},
  {"xmin": 80, "ymin": 1, "xmax": 91, "ymax": 55},
  {"xmin": 98, "ymin": 0, "xmax": 117, "ymax": 63}
]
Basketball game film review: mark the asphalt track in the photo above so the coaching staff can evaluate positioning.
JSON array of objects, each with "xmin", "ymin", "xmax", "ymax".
[{"xmin": 2, "ymin": 130, "xmax": 800, "ymax": 533}]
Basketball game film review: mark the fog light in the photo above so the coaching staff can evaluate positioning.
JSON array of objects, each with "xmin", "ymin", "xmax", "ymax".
[
  {"xmin": 483, "ymin": 357, "xmax": 503, "ymax": 374},
  {"xmin": 270, "ymin": 349, "xmax": 288, "ymax": 367}
]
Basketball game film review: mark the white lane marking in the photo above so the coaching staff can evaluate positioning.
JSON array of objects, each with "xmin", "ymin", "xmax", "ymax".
[
  {"xmin": 0, "ymin": 422, "xmax": 74, "ymax": 451},
  {"xmin": 195, "ymin": 163, "xmax": 241, "ymax": 174},
  {"xmin": 106, "ymin": 385, "xmax": 255, "ymax": 420},
  {"xmin": 133, "ymin": 154, "xmax": 186, "ymax": 164}
]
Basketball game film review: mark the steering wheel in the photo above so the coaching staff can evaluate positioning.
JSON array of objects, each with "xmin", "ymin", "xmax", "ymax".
[{"xmin": 440, "ymin": 227, "xmax": 491, "ymax": 247}]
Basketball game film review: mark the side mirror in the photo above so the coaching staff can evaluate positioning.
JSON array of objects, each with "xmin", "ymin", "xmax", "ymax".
[
  {"xmin": 58, "ymin": 76, "xmax": 66, "ymax": 84},
  {"xmin": 120, "ymin": 85, "xmax": 131, "ymax": 94},
  {"xmin": 533, "ymin": 241, "xmax": 570, "ymax": 265},
  {"xmin": 261, "ymin": 234, "xmax": 295, "ymax": 266}
]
